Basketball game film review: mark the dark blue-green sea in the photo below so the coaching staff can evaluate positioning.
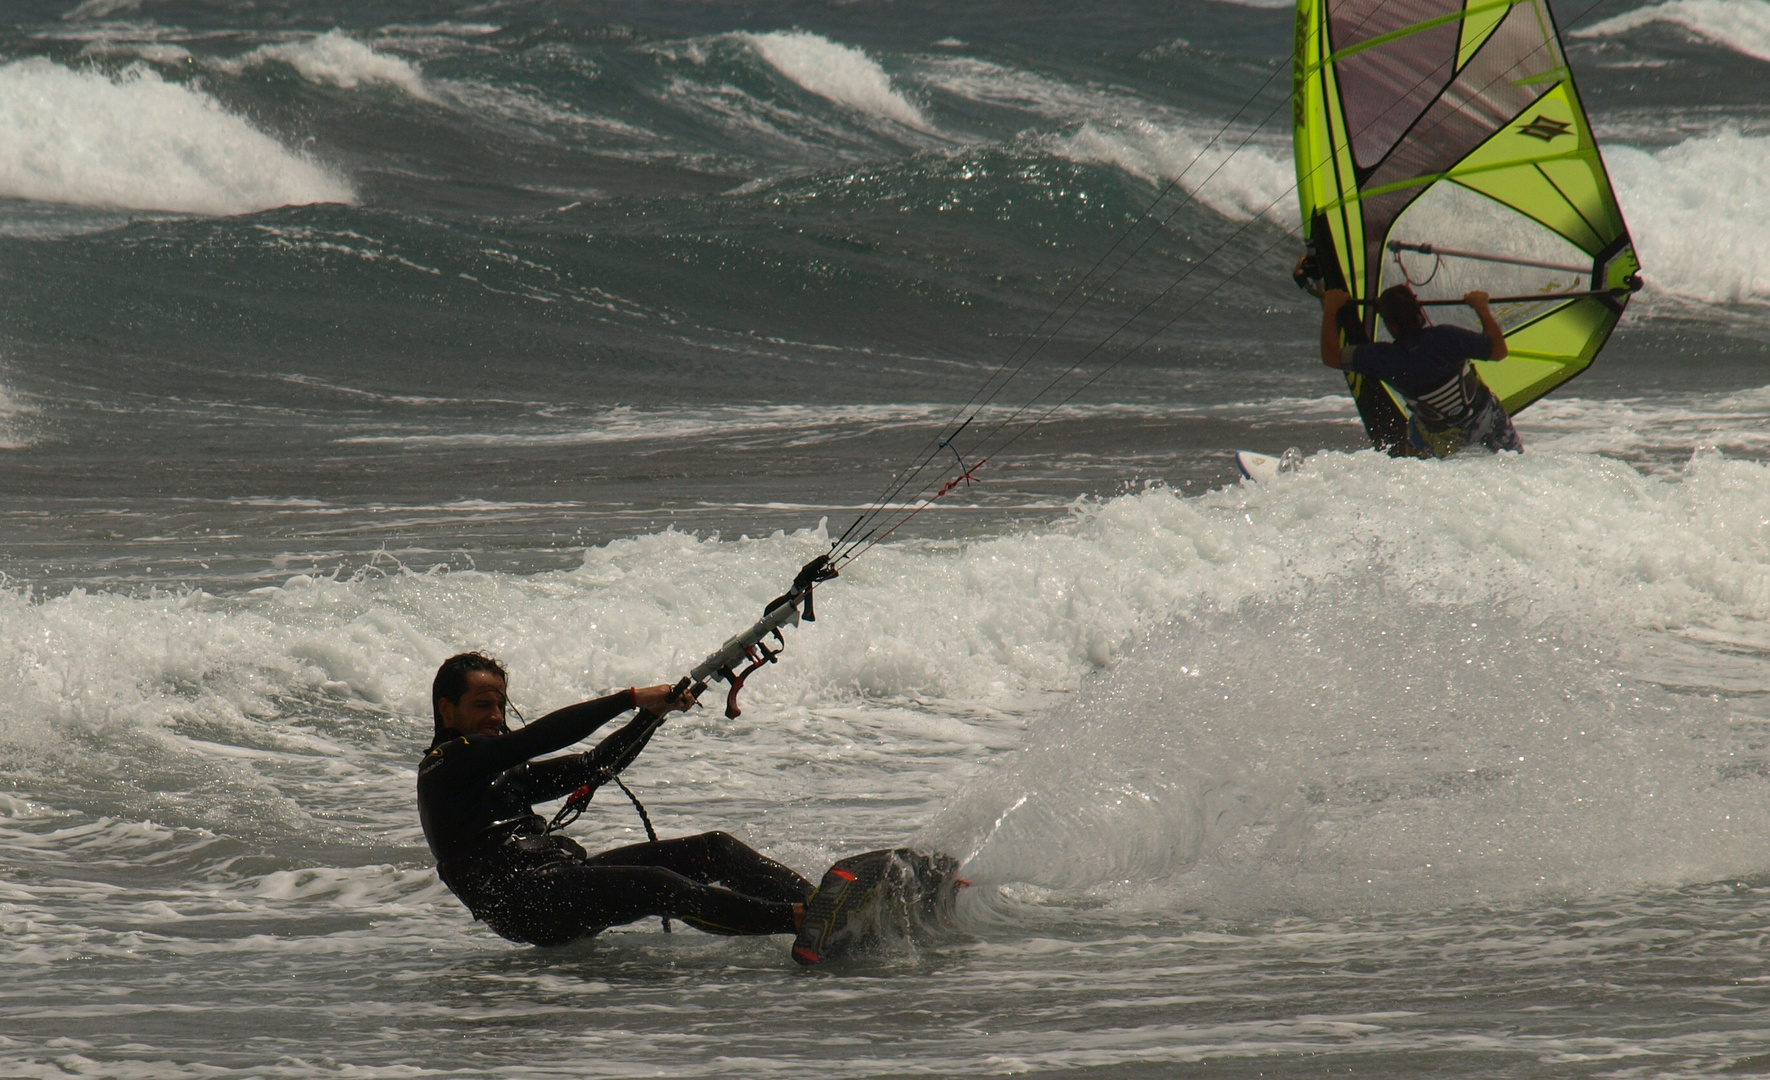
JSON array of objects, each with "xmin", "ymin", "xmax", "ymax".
[{"xmin": 3, "ymin": 1, "xmax": 1770, "ymax": 1076}]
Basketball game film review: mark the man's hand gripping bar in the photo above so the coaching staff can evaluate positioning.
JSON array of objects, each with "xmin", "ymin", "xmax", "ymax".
[{"xmin": 679, "ymin": 554, "xmax": 838, "ymax": 719}]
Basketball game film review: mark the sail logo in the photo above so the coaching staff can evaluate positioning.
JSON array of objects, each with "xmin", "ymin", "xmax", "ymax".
[{"xmin": 1516, "ymin": 114, "xmax": 1572, "ymax": 141}]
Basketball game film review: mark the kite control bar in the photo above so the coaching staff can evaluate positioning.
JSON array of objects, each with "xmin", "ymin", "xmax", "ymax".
[
  {"xmin": 543, "ymin": 554, "xmax": 839, "ymax": 840},
  {"xmin": 678, "ymin": 554, "xmax": 839, "ymax": 719}
]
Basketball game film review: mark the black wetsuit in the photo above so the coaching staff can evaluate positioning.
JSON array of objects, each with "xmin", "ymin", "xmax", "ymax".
[{"xmin": 418, "ymin": 689, "xmax": 811, "ymax": 946}]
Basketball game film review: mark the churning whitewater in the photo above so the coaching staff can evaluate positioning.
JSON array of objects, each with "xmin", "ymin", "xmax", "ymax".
[{"xmin": 3, "ymin": 1, "xmax": 1770, "ymax": 1077}]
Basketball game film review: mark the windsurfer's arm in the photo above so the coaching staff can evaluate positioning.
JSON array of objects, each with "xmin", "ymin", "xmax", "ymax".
[
  {"xmin": 1465, "ymin": 291, "xmax": 1508, "ymax": 360},
  {"xmin": 1320, "ymin": 289, "xmax": 1351, "ymax": 368}
]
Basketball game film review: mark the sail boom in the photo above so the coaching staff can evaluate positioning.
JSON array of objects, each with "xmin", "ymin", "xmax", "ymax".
[
  {"xmin": 1387, "ymin": 241, "xmax": 1588, "ymax": 275},
  {"xmin": 1349, "ymin": 287, "xmax": 1630, "ymax": 308}
]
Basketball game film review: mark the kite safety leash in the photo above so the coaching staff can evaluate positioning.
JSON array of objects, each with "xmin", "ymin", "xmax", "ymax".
[{"xmin": 547, "ymin": 769, "xmax": 669, "ymax": 929}]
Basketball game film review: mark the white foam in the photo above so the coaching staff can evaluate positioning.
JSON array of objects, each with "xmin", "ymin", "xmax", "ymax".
[
  {"xmin": 1607, "ymin": 129, "xmax": 1770, "ymax": 304},
  {"xmin": 331, "ymin": 401, "xmax": 1277, "ymax": 450},
  {"xmin": 1576, "ymin": 0, "xmax": 1770, "ymax": 63},
  {"xmin": 1, "ymin": 449, "xmax": 1763, "ymax": 720},
  {"xmin": 1525, "ymin": 388, "xmax": 1770, "ymax": 461},
  {"xmin": 917, "ymin": 55, "xmax": 1138, "ymax": 120},
  {"xmin": 0, "ymin": 59, "xmax": 353, "ymax": 215},
  {"xmin": 7, "ymin": 447, "xmax": 1770, "ymax": 904},
  {"xmin": 61, "ymin": 0, "xmax": 142, "ymax": 17},
  {"xmin": 742, "ymin": 31, "xmax": 931, "ymax": 131},
  {"xmin": 219, "ymin": 29, "xmax": 435, "ymax": 101},
  {"xmin": 935, "ymin": 588, "xmax": 1770, "ymax": 913},
  {"xmin": 0, "ymin": 382, "xmax": 35, "ymax": 449},
  {"xmin": 77, "ymin": 41, "xmax": 193, "ymax": 64},
  {"xmin": 915, "ymin": 449, "xmax": 1770, "ymax": 908},
  {"xmin": 441, "ymin": 78, "xmax": 655, "ymax": 143}
]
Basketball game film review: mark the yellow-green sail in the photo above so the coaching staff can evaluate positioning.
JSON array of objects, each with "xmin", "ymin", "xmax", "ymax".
[{"xmin": 1293, "ymin": 0, "xmax": 1639, "ymax": 444}]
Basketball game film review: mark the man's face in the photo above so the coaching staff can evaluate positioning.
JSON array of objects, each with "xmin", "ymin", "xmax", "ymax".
[{"xmin": 439, "ymin": 670, "xmax": 508, "ymax": 737}]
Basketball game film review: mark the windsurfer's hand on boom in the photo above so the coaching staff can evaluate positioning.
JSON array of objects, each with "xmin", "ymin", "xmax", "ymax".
[{"xmin": 1463, "ymin": 291, "xmax": 1509, "ymax": 361}]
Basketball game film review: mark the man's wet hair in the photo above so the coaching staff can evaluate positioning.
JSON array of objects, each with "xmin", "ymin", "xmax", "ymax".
[
  {"xmin": 432, "ymin": 652, "xmax": 507, "ymax": 737},
  {"xmin": 1376, "ymin": 284, "xmax": 1427, "ymax": 339}
]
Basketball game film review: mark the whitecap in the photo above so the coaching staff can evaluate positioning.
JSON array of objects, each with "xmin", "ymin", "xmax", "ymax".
[
  {"xmin": 1608, "ymin": 129, "xmax": 1770, "ymax": 305},
  {"xmin": 742, "ymin": 30, "xmax": 932, "ymax": 132},
  {"xmin": 0, "ymin": 58, "xmax": 353, "ymax": 215},
  {"xmin": 218, "ymin": 28, "xmax": 435, "ymax": 101},
  {"xmin": 1575, "ymin": 0, "xmax": 1770, "ymax": 63}
]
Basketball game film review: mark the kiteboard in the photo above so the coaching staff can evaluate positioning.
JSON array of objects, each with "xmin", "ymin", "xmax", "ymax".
[
  {"xmin": 1235, "ymin": 447, "xmax": 1302, "ymax": 484},
  {"xmin": 791, "ymin": 848, "xmax": 964, "ymax": 965}
]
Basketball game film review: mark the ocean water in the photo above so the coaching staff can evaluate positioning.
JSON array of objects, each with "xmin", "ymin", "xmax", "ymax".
[{"xmin": 3, "ymin": 0, "xmax": 1770, "ymax": 1076}]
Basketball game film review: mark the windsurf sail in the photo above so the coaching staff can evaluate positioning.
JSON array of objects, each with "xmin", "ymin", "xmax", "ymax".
[{"xmin": 1292, "ymin": 0, "xmax": 1641, "ymax": 448}]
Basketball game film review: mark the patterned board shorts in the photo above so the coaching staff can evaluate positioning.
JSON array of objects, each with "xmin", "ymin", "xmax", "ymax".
[{"xmin": 1408, "ymin": 394, "xmax": 1523, "ymax": 456}]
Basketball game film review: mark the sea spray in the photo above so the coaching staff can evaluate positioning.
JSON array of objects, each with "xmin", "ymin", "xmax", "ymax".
[{"xmin": 925, "ymin": 584, "xmax": 1769, "ymax": 915}]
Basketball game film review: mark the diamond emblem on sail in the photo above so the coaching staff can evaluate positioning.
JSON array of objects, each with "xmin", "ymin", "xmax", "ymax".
[{"xmin": 1516, "ymin": 114, "xmax": 1573, "ymax": 141}]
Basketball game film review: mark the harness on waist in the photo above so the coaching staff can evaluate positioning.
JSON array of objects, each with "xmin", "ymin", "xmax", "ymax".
[{"xmin": 1406, "ymin": 362, "xmax": 1484, "ymax": 428}]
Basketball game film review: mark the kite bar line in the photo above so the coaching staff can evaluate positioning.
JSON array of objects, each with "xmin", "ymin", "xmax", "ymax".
[{"xmin": 1387, "ymin": 240, "xmax": 1588, "ymax": 275}]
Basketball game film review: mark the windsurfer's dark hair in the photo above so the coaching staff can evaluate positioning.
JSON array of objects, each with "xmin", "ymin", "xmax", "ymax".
[
  {"xmin": 432, "ymin": 652, "xmax": 507, "ymax": 737},
  {"xmin": 1375, "ymin": 284, "xmax": 1427, "ymax": 339}
]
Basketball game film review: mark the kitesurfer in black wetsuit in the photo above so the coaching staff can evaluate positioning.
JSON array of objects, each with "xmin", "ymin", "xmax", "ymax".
[
  {"xmin": 417, "ymin": 652, "xmax": 812, "ymax": 946},
  {"xmin": 1320, "ymin": 284, "xmax": 1522, "ymax": 456}
]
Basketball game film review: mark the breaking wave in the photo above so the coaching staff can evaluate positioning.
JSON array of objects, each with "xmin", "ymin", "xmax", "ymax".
[
  {"xmin": 0, "ymin": 58, "xmax": 353, "ymax": 215},
  {"xmin": 216, "ymin": 29, "xmax": 435, "ymax": 101},
  {"xmin": 742, "ymin": 30, "xmax": 932, "ymax": 132},
  {"xmin": 1609, "ymin": 129, "xmax": 1770, "ymax": 304},
  {"xmin": 1577, "ymin": 0, "xmax": 1770, "ymax": 64}
]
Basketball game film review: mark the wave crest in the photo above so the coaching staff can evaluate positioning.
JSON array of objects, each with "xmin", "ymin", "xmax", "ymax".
[
  {"xmin": 217, "ymin": 29, "xmax": 434, "ymax": 101},
  {"xmin": 1610, "ymin": 129, "xmax": 1770, "ymax": 304},
  {"xmin": 1576, "ymin": 0, "xmax": 1770, "ymax": 63},
  {"xmin": 1053, "ymin": 119, "xmax": 1297, "ymax": 224},
  {"xmin": 0, "ymin": 58, "xmax": 353, "ymax": 215},
  {"xmin": 742, "ymin": 31, "xmax": 931, "ymax": 131}
]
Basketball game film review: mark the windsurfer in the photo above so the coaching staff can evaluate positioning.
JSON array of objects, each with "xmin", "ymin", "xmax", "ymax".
[
  {"xmin": 417, "ymin": 652, "xmax": 811, "ymax": 946},
  {"xmin": 1319, "ymin": 285, "xmax": 1522, "ymax": 456}
]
